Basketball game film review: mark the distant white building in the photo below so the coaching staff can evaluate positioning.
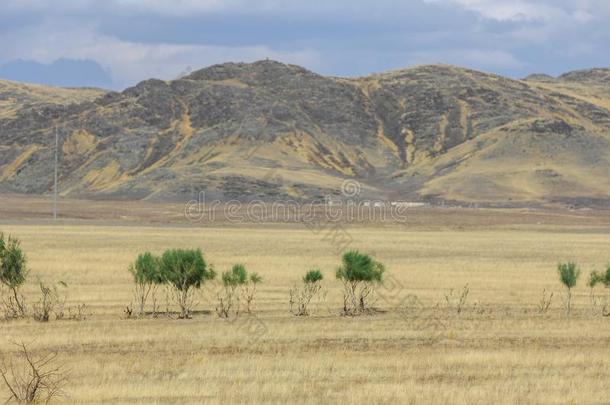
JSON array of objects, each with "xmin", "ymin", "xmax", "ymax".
[{"xmin": 390, "ymin": 201, "xmax": 429, "ymax": 208}]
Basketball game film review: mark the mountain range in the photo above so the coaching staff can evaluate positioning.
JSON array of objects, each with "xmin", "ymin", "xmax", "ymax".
[{"xmin": 1, "ymin": 60, "xmax": 610, "ymax": 207}]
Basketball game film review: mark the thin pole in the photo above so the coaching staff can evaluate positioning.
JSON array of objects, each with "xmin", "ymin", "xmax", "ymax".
[{"xmin": 53, "ymin": 127, "xmax": 58, "ymax": 220}]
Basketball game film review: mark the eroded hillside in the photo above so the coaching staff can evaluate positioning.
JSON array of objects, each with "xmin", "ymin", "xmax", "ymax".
[{"xmin": 1, "ymin": 61, "xmax": 609, "ymax": 207}]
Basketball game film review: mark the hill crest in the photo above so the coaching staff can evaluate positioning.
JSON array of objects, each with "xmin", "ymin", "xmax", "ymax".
[{"xmin": 1, "ymin": 61, "xmax": 610, "ymax": 208}]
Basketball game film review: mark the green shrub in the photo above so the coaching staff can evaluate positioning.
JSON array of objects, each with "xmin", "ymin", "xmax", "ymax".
[
  {"xmin": 589, "ymin": 266, "xmax": 610, "ymax": 289},
  {"xmin": 217, "ymin": 264, "xmax": 262, "ymax": 317},
  {"xmin": 588, "ymin": 266, "xmax": 610, "ymax": 316},
  {"xmin": 303, "ymin": 269, "xmax": 323, "ymax": 284},
  {"xmin": 159, "ymin": 249, "xmax": 215, "ymax": 318},
  {"xmin": 222, "ymin": 264, "xmax": 248, "ymax": 287},
  {"xmin": 557, "ymin": 262, "xmax": 580, "ymax": 317},
  {"xmin": 0, "ymin": 233, "xmax": 28, "ymax": 317},
  {"xmin": 244, "ymin": 272, "xmax": 262, "ymax": 314},
  {"xmin": 132, "ymin": 252, "xmax": 163, "ymax": 284},
  {"xmin": 290, "ymin": 268, "xmax": 324, "ymax": 316},
  {"xmin": 336, "ymin": 250, "xmax": 385, "ymax": 315},
  {"xmin": 336, "ymin": 251, "xmax": 384, "ymax": 284},
  {"xmin": 129, "ymin": 252, "xmax": 163, "ymax": 317}
]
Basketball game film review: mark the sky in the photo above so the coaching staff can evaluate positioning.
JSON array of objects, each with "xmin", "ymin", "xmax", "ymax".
[{"xmin": 0, "ymin": 0, "xmax": 609, "ymax": 90}]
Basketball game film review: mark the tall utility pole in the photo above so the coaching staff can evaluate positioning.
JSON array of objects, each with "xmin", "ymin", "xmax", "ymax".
[{"xmin": 53, "ymin": 127, "xmax": 58, "ymax": 220}]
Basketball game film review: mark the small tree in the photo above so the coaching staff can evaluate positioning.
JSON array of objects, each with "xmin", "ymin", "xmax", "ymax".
[
  {"xmin": 216, "ymin": 264, "xmax": 246, "ymax": 318},
  {"xmin": 216, "ymin": 264, "xmax": 262, "ymax": 318},
  {"xmin": 0, "ymin": 233, "xmax": 28, "ymax": 317},
  {"xmin": 589, "ymin": 266, "xmax": 610, "ymax": 316},
  {"xmin": 558, "ymin": 262, "xmax": 580, "ymax": 317},
  {"xmin": 159, "ymin": 249, "xmax": 215, "ymax": 319},
  {"xmin": 589, "ymin": 267, "xmax": 610, "ymax": 289},
  {"xmin": 336, "ymin": 250, "xmax": 385, "ymax": 315},
  {"xmin": 129, "ymin": 252, "xmax": 163, "ymax": 317},
  {"xmin": 289, "ymin": 268, "xmax": 324, "ymax": 316}
]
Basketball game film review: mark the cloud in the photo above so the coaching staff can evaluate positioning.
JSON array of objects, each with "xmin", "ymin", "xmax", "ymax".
[
  {"xmin": 0, "ymin": 0, "xmax": 415, "ymax": 16},
  {"xmin": 406, "ymin": 49, "xmax": 525, "ymax": 71},
  {"xmin": 113, "ymin": 0, "xmax": 245, "ymax": 15},
  {"xmin": 425, "ymin": 0, "xmax": 563, "ymax": 21},
  {"xmin": 3, "ymin": 0, "xmax": 609, "ymax": 22},
  {"xmin": 0, "ymin": 21, "xmax": 320, "ymax": 89},
  {"xmin": 426, "ymin": 0, "xmax": 606, "ymax": 24},
  {"xmin": 1, "ymin": 0, "xmax": 610, "ymax": 88}
]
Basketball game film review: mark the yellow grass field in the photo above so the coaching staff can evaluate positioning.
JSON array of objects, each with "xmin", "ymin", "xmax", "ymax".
[{"xmin": 1, "ymin": 213, "xmax": 610, "ymax": 404}]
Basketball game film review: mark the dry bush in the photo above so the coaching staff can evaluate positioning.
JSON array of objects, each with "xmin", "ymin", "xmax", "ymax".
[
  {"xmin": 444, "ymin": 284, "xmax": 470, "ymax": 314},
  {"xmin": 167, "ymin": 284, "xmax": 198, "ymax": 319},
  {"xmin": 538, "ymin": 288, "xmax": 554, "ymax": 314},
  {"xmin": 123, "ymin": 303, "xmax": 134, "ymax": 319},
  {"xmin": 66, "ymin": 303, "xmax": 89, "ymax": 321},
  {"xmin": 216, "ymin": 284, "xmax": 240, "ymax": 318},
  {"xmin": 44, "ymin": 283, "xmax": 88, "ymax": 322},
  {"xmin": 289, "ymin": 284, "xmax": 322, "ymax": 316},
  {"xmin": 1, "ymin": 287, "xmax": 26, "ymax": 321},
  {"xmin": 32, "ymin": 281, "xmax": 66, "ymax": 323},
  {"xmin": 55, "ymin": 302, "xmax": 90, "ymax": 322},
  {"xmin": 0, "ymin": 342, "xmax": 67, "ymax": 403}
]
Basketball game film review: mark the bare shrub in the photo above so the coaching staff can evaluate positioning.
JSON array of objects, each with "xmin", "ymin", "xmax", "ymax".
[
  {"xmin": 44, "ymin": 283, "xmax": 88, "ymax": 322},
  {"xmin": 123, "ymin": 303, "xmax": 134, "ymax": 319},
  {"xmin": 32, "ymin": 280, "xmax": 70, "ymax": 322},
  {"xmin": 472, "ymin": 300, "xmax": 489, "ymax": 315},
  {"xmin": 66, "ymin": 303, "xmax": 89, "ymax": 321},
  {"xmin": 55, "ymin": 302, "xmax": 89, "ymax": 322},
  {"xmin": 444, "ymin": 284, "xmax": 470, "ymax": 314},
  {"xmin": 1, "ymin": 287, "xmax": 26, "ymax": 321},
  {"xmin": 32, "ymin": 282, "xmax": 58, "ymax": 322},
  {"xmin": 0, "ymin": 342, "xmax": 67, "ymax": 403},
  {"xmin": 537, "ymin": 288, "xmax": 554, "ymax": 314},
  {"xmin": 216, "ymin": 288, "xmax": 237, "ymax": 319}
]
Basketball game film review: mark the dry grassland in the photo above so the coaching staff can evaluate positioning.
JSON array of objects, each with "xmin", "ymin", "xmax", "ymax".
[{"xmin": 1, "ymin": 216, "xmax": 610, "ymax": 404}]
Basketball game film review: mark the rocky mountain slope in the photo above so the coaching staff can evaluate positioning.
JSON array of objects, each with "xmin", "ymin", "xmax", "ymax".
[
  {"xmin": 1, "ymin": 61, "xmax": 610, "ymax": 207},
  {"xmin": 0, "ymin": 80, "xmax": 106, "ymax": 119}
]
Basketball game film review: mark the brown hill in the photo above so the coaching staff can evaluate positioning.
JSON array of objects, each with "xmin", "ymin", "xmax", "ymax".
[{"xmin": 1, "ymin": 61, "xmax": 609, "ymax": 207}]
